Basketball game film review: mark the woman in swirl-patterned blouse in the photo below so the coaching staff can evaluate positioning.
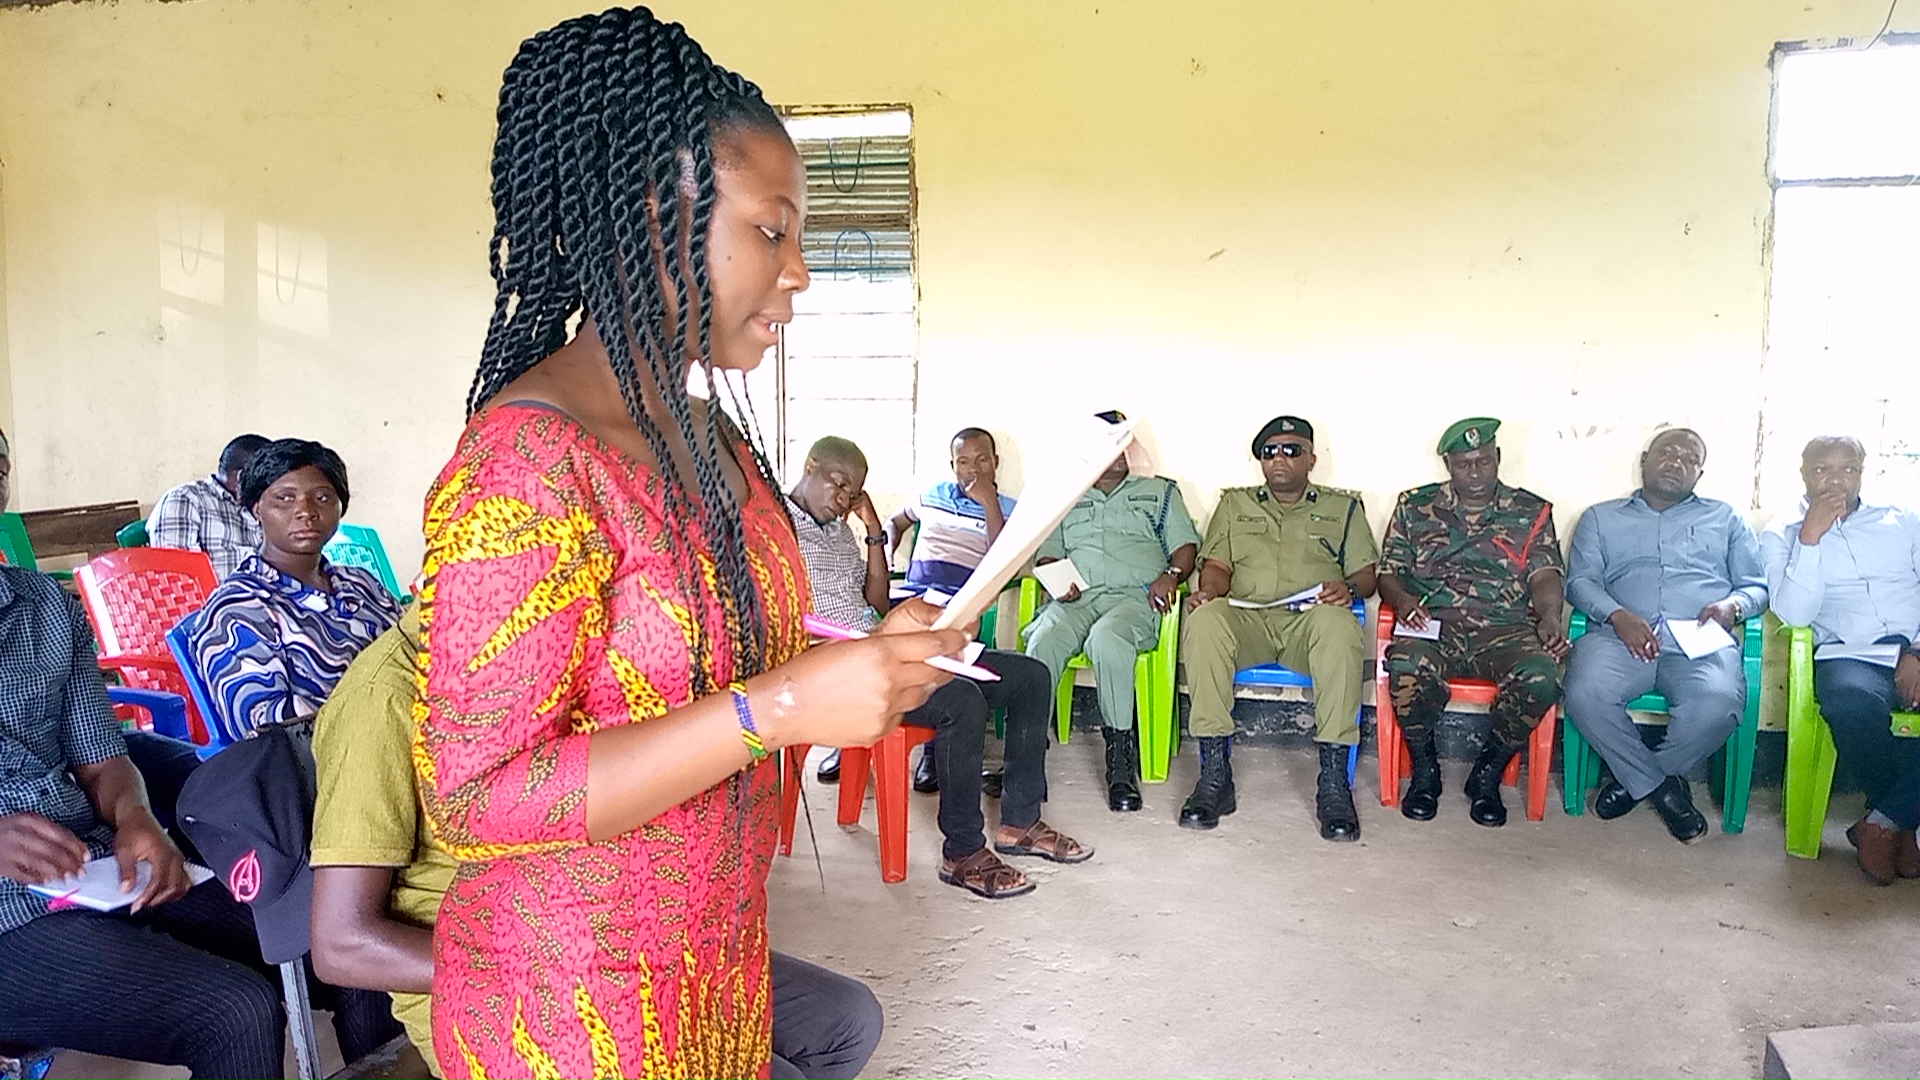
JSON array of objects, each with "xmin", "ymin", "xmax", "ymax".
[{"xmin": 188, "ymin": 438, "xmax": 398, "ymax": 743}]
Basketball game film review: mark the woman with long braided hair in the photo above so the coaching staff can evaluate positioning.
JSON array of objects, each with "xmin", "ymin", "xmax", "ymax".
[{"xmin": 413, "ymin": 10, "xmax": 964, "ymax": 1077}]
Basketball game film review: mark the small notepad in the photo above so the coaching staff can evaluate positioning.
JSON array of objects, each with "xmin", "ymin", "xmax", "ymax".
[
  {"xmin": 1665, "ymin": 617, "xmax": 1736, "ymax": 660},
  {"xmin": 28, "ymin": 857, "xmax": 215, "ymax": 912},
  {"xmin": 1393, "ymin": 618, "xmax": 1442, "ymax": 641}
]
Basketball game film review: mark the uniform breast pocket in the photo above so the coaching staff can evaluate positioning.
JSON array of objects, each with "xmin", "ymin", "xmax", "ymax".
[{"xmin": 1062, "ymin": 512, "xmax": 1098, "ymax": 550}]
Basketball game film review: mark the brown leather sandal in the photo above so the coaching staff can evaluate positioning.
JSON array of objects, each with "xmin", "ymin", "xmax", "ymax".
[
  {"xmin": 938, "ymin": 847, "xmax": 1035, "ymax": 900},
  {"xmin": 993, "ymin": 819, "xmax": 1094, "ymax": 864}
]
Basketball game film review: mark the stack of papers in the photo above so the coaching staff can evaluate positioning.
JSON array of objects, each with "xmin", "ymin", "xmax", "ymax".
[
  {"xmin": 1814, "ymin": 641, "xmax": 1903, "ymax": 667},
  {"xmin": 1228, "ymin": 586, "xmax": 1322, "ymax": 611},
  {"xmin": 1665, "ymin": 618, "xmax": 1736, "ymax": 660},
  {"xmin": 28, "ymin": 857, "xmax": 216, "ymax": 912},
  {"xmin": 1032, "ymin": 559, "xmax": 1090, "ymax": 601},
  {"xmin": 1393, "ymin": 618, "xmax": 1442, "ymax": 641}
]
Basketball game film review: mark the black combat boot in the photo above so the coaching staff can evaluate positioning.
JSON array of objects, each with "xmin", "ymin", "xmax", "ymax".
[
  {"xmin": 1103, "ymin": 727, "xmax": 1142, "ymax": 812},
  {"xmin": 1179, "ymin": 736, "xmax": 1237, "ymax": 830},
  {"xmin": 1315, "ymin": 743, "xmax": 1360, "ymax": 842},
  {"xmin": 1464, "ymin": 736, "xmax": 1518, "ymax": 827},
  {"xmin": 1400, "ymin": 731, "xmax": 1442, "ymax": 821}
]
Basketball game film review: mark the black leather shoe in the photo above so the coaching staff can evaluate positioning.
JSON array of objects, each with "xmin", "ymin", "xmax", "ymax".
[
  {"xmin": 981, "ymin": 770, "xmax": 1004, "ymax": 799},
  {"xmin": 1315, "ymin": 743, "xmax": 1360, "ymax": 841},
  {"xmin": 1648, "ymin": 776, "xmax": 1708, "ymax": 843},
  {"xmin": 1401, "ymin": 732, "xmax": 1441, "ymax": 822},
  {"xmin": 1102, "ymin": 727, "xmax": 1142, "ymax": 812},
  {"xmin": 1594, "ymin": 779, "xmax": 1641, "ymax": 820},
  {"xmin": 816, "ymin": 749, "xmax": 841, "ymax": 784},
  {"xmin": 1179, "ymin": 736, "xmax": 1236, "ymax": 830},
  {"xmin": 1464, "ymin": 739, "xmax": 1517, "ymax": 828},
  {"xmin": 912, "ymin": 745, "xmax": 938, "ymax": 794}
]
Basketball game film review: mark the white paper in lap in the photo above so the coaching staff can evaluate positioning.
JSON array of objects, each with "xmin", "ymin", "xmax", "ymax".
[{"xmin": 931, "ymin": 419, "xmax": 1137, "ymax": 633}]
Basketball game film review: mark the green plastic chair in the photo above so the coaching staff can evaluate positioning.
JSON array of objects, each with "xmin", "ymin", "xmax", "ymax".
[
  {"xmin": 1015, "ymin": 577, "xmax": 1183, "ymax": 784},
  {"xmin": 1782, "ymin": 623, "xmax": 1920, "ymax": 859},
  {"xmin": 322, "ymin": 522, "xmax": 405, "ymax": 600},
  {"xmin": 0, "ymin": 512, "xmax": 31, "ymax": 568},
  {"xmin": 117, "ymin": 519, "xmax": 149, "ymax": 548},
  {"xmin": 1562, "ymin": 610, "xmax": 1762, "ymax": 833}
]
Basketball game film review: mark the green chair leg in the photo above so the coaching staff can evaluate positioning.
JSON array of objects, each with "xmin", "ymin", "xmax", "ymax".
[
  {"xmin": 1719, "ymin": 709, "xmax": 1758, "ymax": 834},
  {"xmin": 1562, "ymin": 720, "xmax": 1591, "ymax": 816},
  {"xmin": 1784, "ymin": 625, "xmax": 1839, "ymax": 859},
  {"xmin": 1054, "ymin": 658, "xmax": 1081, "ymax": 745}
]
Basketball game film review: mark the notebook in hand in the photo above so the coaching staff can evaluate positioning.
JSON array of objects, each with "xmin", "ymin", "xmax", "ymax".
[{"xmin": 28, "ymin": 856, "xmax": 216, "ymax": 912}]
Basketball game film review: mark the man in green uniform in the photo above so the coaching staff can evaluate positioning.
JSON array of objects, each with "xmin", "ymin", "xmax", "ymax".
[
  {"xmin": 1025, "ymin": 410, "xmax": 1201, "ymax": 813},
  {"xmin": 1375, "ymin": 418, "xmax": 1570, "ymax": 828},
  {"xmin": 1179, "ymin": 416, "xmax": 1378, "ymax": 840}
]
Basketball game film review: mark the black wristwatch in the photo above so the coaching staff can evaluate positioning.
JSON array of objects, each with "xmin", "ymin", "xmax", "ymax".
[{"xmin": 864, "ymin": 534, "xmax": 888, "ymax": 546}]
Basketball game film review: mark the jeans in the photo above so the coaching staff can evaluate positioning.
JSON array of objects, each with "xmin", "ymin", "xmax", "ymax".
[
  {"xmin": 1815, "ymin": 658, "xmax": 1920, "ymax": 830},
  {"xmin": 901, "ymin": 649, "xmax": 1053, "ymax": 861},
  {"xmin": 769, "ymin": 952, "xmax": 884, "ymax": 1079}
]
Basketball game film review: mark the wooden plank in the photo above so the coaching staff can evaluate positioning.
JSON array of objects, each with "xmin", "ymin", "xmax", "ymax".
[{"xmin": 18, "ymin": 500, "xmax": 142, "ymax": 559}]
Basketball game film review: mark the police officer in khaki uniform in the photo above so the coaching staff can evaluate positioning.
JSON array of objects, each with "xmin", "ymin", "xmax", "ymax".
[
  {"xmin": 1025, "ymin": 410, "xmax": 1202, "ymax": 813},
  {"xmin": 1180, "ymin": 416, "xmax": 1378, "ymax": 840}
]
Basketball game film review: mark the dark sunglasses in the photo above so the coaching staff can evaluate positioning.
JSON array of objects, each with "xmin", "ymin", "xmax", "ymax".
[{"xmin": 1258, "ymin": 442, "xmax": 1307, "ymax": 460}]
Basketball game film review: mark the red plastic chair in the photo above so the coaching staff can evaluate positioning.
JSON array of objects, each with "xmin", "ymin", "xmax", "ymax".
[
  {"xmin": 73, "ymin": 549, "xmax": 219, "ymax": 746},
  {"xmin": 1374, "ymin": 605, "xmax": 1557, "ymax": 822},
  {"xmin": 778, "ymin": 725, "xmax": 937, "ymax": 884}
]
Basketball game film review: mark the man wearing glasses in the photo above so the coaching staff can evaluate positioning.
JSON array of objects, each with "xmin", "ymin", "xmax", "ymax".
[
  {"xmin": 1376, "ymin": 418, "xmax": 1569, "ymax": 829},
  {"xmin": 1181, "ymin": 416, "xmax": 1378, "ymax": 840}
]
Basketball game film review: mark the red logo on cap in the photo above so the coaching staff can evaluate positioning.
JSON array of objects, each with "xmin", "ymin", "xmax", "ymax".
[{"xmin": 230, "ymin": 849, "xmax": 261, "ymax": 903}]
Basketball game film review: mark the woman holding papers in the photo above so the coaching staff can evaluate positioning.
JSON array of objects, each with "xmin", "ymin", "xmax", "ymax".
[{"xmin": 412, "ymin": 12, "xmax": 964, "ymax": 1077}]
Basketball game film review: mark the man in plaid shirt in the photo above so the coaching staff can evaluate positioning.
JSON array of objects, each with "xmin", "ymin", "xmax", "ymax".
[{"xmin": 146, "ymin": 433, "xmax": 270, "ymax": 579}]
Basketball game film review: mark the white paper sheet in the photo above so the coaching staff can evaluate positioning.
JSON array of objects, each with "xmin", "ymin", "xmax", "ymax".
[
  {"xmin": 1814, "ymin": 641, "xmax": 1903, "ymax": 667},
  {"xmin": 1664, "ymin": 617, "xmax": 1736, "ymax": 660},
  {"xmin": 1393, "ymin": 617, "xmax": 1442, "ymax": 641},
  {"xmin": 1032, "ymin": 559, "xmax": 1090, "ymax": 600},
  {"xmin": 28, "ymin": 857, "xmax": 215, "ymax": 912},
  {"xmin": 1229, "ymin": 585, "xmax": 1322, "ymax": 611},
  {"xmin": 931, "ymin": 420, "xmax": 1138, "ymax": 633}
]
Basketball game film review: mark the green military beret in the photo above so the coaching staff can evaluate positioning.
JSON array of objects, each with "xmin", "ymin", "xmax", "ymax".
[{"xmin": 1437, "ymin": 417, "xmax": 1500, "ymax": 455}]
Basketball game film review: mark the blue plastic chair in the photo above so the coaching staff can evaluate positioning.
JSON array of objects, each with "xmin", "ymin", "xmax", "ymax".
[
  {"xmin": 323, "ymin": 522, "xmax": 405, "ymax": 600},
  {"xmin": 1232, "ymin": 597, "xmax": 1369, "ymax": 784},
  {"xmin": 163, "ymin": 612, "xmax": 235, "ymax": 759}
]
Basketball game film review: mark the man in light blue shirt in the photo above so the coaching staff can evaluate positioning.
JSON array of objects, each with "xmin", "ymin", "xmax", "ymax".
[
  {"xmin": 1564, "ymin": 430, "xmax": 1768, "ymax": 843},
  {"xmin": 1762, "ymin": 435, "xmax": 1920, "ymax": 885}
]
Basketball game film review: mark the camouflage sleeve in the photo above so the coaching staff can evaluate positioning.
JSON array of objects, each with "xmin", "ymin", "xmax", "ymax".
[
  {"xmin": 1379, "ymin": 493, "xmax": 1413, "ymax": 578},
  {"xmin": 1527, "ymin": 502, "xmax": 1566, "ymax": 579},
  {"xmin": 1341, "ymin": 495, "xmax": 1380, "ymax": 576}
]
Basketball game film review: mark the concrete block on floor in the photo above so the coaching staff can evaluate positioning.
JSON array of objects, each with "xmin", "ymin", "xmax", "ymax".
[{"xmin": 1764, "ymin": 1021, "xmax": 1920, "ymax": 1079}]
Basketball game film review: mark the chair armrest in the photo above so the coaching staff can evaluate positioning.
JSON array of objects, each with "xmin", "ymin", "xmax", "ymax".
[
  {"xmin": 97, "ymin": 653, "xmax": 183, "ymax": 676},
  {"xmin": 106, "ymin": 687, "xmax": 192, "ymax": 741},
  {"xmin": 1568, "ymin": 610, "xmax": 1589, "ymax": 638}
]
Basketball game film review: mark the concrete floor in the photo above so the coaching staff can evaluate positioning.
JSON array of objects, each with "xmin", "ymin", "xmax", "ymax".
[{"xmin": 47, "ymin": 739, "xmax": 1920, "ymax": 1079}]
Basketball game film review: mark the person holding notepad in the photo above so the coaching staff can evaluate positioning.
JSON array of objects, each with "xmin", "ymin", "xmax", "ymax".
[
  {"xmin": 1025, "ymin": 410, "xmax": 1200, "ymax": 813},
  {"xmin": 1762, "ymin": 435, "xmax": 1920, "ymax": 884},
  {"xmin": 1563, "ymin": 430, "xmax": 1767, "ymax": 844},
  {"xmin": 1181, "ymin": 416, "xmax": 1378, "ymax": 838},
  {"xmin": 1376, "ymin": 418, "xmax": 1568, "ymax": 828}
]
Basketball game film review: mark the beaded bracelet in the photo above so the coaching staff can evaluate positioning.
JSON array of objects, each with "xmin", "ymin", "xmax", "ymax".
[{"xmin": 729, "ymin": 681, "xmax": 769, "ymax": 762}]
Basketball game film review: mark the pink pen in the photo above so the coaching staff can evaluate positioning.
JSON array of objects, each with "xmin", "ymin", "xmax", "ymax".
[{"xmin": 802, "ymin": 614, "xmax": 1000, "ymax": 682}]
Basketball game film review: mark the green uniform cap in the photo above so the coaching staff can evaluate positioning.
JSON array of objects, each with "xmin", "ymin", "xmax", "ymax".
[{"xmin": 1437, "ymin": 417, "xmax": 1500, "ymax": 455}]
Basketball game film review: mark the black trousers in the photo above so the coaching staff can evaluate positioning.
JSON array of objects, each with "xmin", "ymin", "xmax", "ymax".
[
  {"xmin": 1817, "ymin": 658, "xmax": 1920, "ymax": 830},
  {"xmin": 902, "ymin": 649, "xmax": 1052, "ymax": 862},
  {"xmin": 0, "ymin": 880, "xmax": 399, "ymax": 1078},
  {"xmin": 768, "ymin": 951, "xmax": 884, "ymax": 1079}
]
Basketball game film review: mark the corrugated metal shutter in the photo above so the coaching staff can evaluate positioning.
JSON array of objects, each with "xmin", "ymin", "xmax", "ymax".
[{"xmin": 792, "ymin": 134, "xmax": 913, "ymax": 278}]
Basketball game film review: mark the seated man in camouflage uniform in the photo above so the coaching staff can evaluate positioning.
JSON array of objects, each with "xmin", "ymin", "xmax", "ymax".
[
  {"xmin": 1375, "ymin": 417, "xmax": 1570, "ymax": 827},
  {"xmin": 1180, "ymin": 416, "xmax": 1378, "ymax": 840},
  {"xmin": 1024, "ymin": 410, "xmax": 1201, "ymax": 813}
]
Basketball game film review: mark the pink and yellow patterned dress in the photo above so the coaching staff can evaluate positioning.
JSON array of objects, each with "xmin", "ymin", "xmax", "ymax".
[{"xmin": 413, "ymin": 404, "xmax": 810, "ymax": 1079}]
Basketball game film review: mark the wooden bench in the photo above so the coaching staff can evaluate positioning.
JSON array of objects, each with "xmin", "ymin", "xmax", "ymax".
[{"xmin": 18, "ymin": 500, "xmax": 144, "ymax": 562}]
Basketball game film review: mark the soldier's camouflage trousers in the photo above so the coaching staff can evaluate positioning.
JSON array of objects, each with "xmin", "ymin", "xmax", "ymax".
[{"xmin": 1384, "ymin": 619, "xmax": 1563, "ymax": 746}]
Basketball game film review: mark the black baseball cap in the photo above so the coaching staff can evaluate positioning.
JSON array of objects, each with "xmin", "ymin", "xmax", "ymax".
[{"xmin": 178, "ymin": 724, "xmax": 317, "ymax": 965}]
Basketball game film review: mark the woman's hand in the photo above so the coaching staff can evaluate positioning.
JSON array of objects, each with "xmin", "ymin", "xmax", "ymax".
[{"xmin": 765, "ymin": 623, "xmax": 970, "ymax": 749}]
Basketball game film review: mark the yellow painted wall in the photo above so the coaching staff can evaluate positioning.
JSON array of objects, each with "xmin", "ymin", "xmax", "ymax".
[{"xmin": 0, "ymin": 0, "xmax": 1910, "ymax": 587}]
